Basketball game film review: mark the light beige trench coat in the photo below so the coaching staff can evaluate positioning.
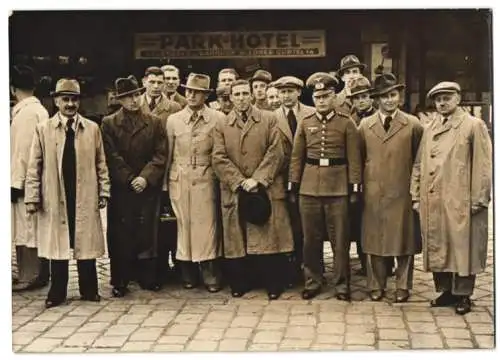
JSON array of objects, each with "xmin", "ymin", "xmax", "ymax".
[
  {"xmin": 11, "ymin": 97, "xmax": 49, "ymax": 248},
  {"xmin": 166, "ymin": 105, "xmax": 225, "ymax": 262},
  {"xmin": 24, "ymin": 114, "xmax": 110, "ymax": 260},
  {"xmin": 212, "ymin": 106, "xmax": 294, "ymax": 258},
  {"xmin": 411, "ymin": 108, "xmax": 492, "ymax": 276}
]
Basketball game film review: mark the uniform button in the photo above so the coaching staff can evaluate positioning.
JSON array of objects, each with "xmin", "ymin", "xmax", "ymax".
[
  {"xmin": 321, "ymin": 136, "xmax": 325, "ymax": 140},
  {"xmin": 431, "ymin": 154, "xmax": 436, "ymax": 158},
  {"xmin": 62, "ymin": 220, "xmax": 66, "ymax": 224},
  {"xmin": 322, "ymin": 130, "xmax": 325, "ymax": 134},
  {"xmin": 430, "ymin": 171, "xmax": 435, "ymax": 176},
  {"xmin": 430, "ymin": 190, "xmax": 434, "ymax": 194},
  {"xmin": 320, "ymin": 153, "xmax": 324, "ymax": 157},
  {"xmin": 322, "ymin": 125, "xmax": 326, "ymax": 128},
  {"xmin": 321, "ymin": 147, "xmax": 325, "ymax": 151}
]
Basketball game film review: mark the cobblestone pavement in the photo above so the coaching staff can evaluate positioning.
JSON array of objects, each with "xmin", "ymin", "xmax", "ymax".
[{"xmin": 12, "ymin": 208, "xmax": 495, "ymax": 352}]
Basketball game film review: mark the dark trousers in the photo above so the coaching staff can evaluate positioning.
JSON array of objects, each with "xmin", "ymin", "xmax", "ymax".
[
  {"xmin": 110, "ymin": 255, "xmax": 157, "ymax": 289},
  {"xmin": 300, "ymin": 195, "xmax": 350, "ymax": 293},
  {"xmin": 287, "ymin": 199, "xmax": 303, "ymax": 279},
  {"xmin": 47, "ymin": 259, "xmax": 97, "ymax": 301},
  {"xmin": 367, "ymin": 255, "xmax": 414, "ymax": 291},
  {"xmin": 179, "ymin": 259, "xmax": 221, "ymax": 287},
  {"xmin": 433, "ymin": 272, "xmax": 476, "ymax": 296},
  {"xmin": 225, "ymin": 254, "xmax": 288, "ymax": 293},
  {"xmin": 349, "ymin": 201, "xmax": 366, "ymax": 272}
]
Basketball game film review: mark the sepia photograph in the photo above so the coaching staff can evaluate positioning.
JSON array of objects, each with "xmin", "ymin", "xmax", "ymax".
[{"xmin": 6, "ymin": 4, "xmax": 495, "ymax": 354}]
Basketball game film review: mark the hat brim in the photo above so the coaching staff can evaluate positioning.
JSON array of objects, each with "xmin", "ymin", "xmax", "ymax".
[
  {"xmin": 114, "ymin": 87, "xmax": 145, "ymax": 99},
  {"xmin": 250, "ymin": 78, "xmax": 272, "ymax": 85},
  {"xmin": 312, "ymin": 88, "xmax": 334, "ymax": 96},
  {"xmin": 274, "ymin": 83, "xmax": 303, "ymax": 89},
  {"xmin": 338, "ymin": 63, "xmax": 367, "ymax": 76},
  {"xmin": 348, "ymin": 88, "xmax": 372, "ymax": 97},
  {"xmin": 427, "ymin": 89, "xmax": 459, "ymax": 99},
  {"xmin": 370, "ymin": 84, "xmax": 405, "ymax": 98},
  {"xmin": 50, "ymin": 91, "xmax": 81, "ymax": 97},
  {"xmin": 181, "ymin": 84, "xmax": 212, "ymax": 92}
]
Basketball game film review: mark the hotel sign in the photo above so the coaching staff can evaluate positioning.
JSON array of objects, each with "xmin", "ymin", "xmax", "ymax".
[{"xmin": 134, "ymin": 30, "xmax": 326, "ymax": 59}]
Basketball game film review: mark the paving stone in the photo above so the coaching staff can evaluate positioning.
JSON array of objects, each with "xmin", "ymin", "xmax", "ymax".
[
  {"xmin": 67, "ymin": 305, "xmax": 101, "ymax": 317},
  {"xmin": 410, "ymin": 333, "xmax": 444, "ymax": 349},
  {"xmin": 104, "ymin": 324, "xmax": 138, "ymax": 336},
  {"xmin": 261, "ymin": 313, "xmax": 288, "ymax": 323},
  {"xmin": 78, "ymin": 322, "xmax": 112, "ymax": 333},
  {"xmin": 290, "ymin": 305, "xmax": 317, "ymax": 314},
  {"xmin": 318, "ymin": 312, "xmax": 345, "ymax": 322},
  {"xmin": 179, "ymin": 305, "xmax": 210, "ymax": 315},
  {"xmin": 33, "ymin": 312, "xmax": 65, "ymax": 322},
  {"xmin": 237, "ymin": 305, "xmax": 265, "ymax": 315},
  {"xmin": 89, "ymin": 311, "xmax": 122, "ymax": 323},
  {"xmin": 185, "ymin": 340, "xmax": 218, "ymax": 351},
  {"xmin": 464, "ymin": 311, "xmax": 493, "ymax": 323},
  {"xmin": 225, "ymin": 327, "xmax": 254, "ymax": 339},
  {"xmin": 121, "ymin": 341, "xmax": 154, "ymax": 352},
  {"xmin": 252, "ymin": 330, "xmax": 283, "ymax": 344},
  {"xmin": 218, "ymin": 339, "xmax": 248, "ymax": 351},
  {"xmin": 12, "ymin": 332, "xmax": 40, "ymax": 346},
  {"xmin": 142, "ymin": 314, "xmax": 175, "ymax": 327},
  {"xmin": 378, "ymin": 340, "xmax": 411, "ymax": 350},
  {"xmin": 445, "ymin": 339, "xmax": 474, "ymax": 348},
  {"xmin": 257, "ymin": 322, "xmax": 287, "ymax": 331},
  {"xmin": 157, "ymin": 335, "xmax": 190, "ymax": 344},
  {"xmin": 64, "ymin": 332, "xmax": 100, "ymax": 347},
  {"xmin": 130, "ymin": 327, "xmax": 163, "ymax": 342},
  {"xmin": 152, "ymin": 344, "xmax": 185, "ymax": 352},
  {"xmin": 93, "ymin": 336, "xmax": 128, "ymax": 348},
  {"xmin": 279, "ymin": 339, "xmax": 312, "ymax": 350},
  {"xmin": 17, "ymin": 321, "xmax": 53, "ymax": 333},
  {"xmin": 474, "ymin": 335, "xmax": 494, "ymax": 349},
  {"xmin": 230, "ymin": 316, "xmax": 260, "ymax": 328},
  {"xmin": 407, "ymin": 321, "xmax": 438, "ymax": 333},
  {"xmin": 441, "ymin": 327, "xmax": 471, "ymax": 339},
  {"xmin": 378, "ymin": 329, "xmax": 409, "ymax": 340},
  {"xmin": 12, "ymin": 316, "xmax": 34, "ymax": 327},
  {"xmin": 376, "ymin": 316, "xmax": 406, "ymax": 329},
  {"xmin": 199, "ymin": 321, "xmax": 231, "ymax": 329},
  {"xmin": 345, "ymin": 345, "xmax": 376, "ymax": 350},
  {"xmin": 22, "ymin": 338, "xmax": 62, "ymax": 352},
  {"xmin": 435, "ymin": 316, "xmax": 467, "ymax": 328},
  {"xmin": 194, "ymin": 328, "xmax": 225, "ymax": 341},
  {"xmin": 345, "ymin": 332, "xmax": 375, "ymax": 345},
  {"xmin": 469, "ymin": 322, "xmax": 494, "ymax": 335},
  {"xmin": 128, "ymin": 304, "xmax": 156, "ymax": 314},
  {"xmin": 86, "ymin": 347, "xmax": 118, "ymax": 353},
  {"xmin": 41, "ymin": 326, "xmax": 78, "ymax": 339},
  {"xmin": 56, "ymin": 316, "xmax": 89, "ymax": 327},
  {"xmin": 315, "ymin": 334, "xmax": 344, "ymax": 344},
  {"xmin": 248, "ymin": 343, "xmax": 278, "ymax": 351},
  {"xmin": 346, "ymin": 324, "xmax": 376, "ymax": 333},
  {"xmin": 166, "ymin": 324, "xmax": 198, "ymax": 336},
  {"xmin": 310, "ymin": 343, "xmax": 343, "ymax": 351},
  {"xmin": 116, "ymin": 314, "xmax": 148, "ymax": 325},
  {"xmin": 317, "ymin": 322, "xmax": 345, "ymax": 335},
  {"xmin": 405, "ymin": 312, "xmax": 434, "ymax": 322},
  {"xmin": 289, "ymin": 315, "xmax": 317, "ymax": 326},
  {"xmin": 52, "ymin": 346, "xmax": 87, "ymax": 353},
  {"xmin": 285, "ymin": 326, "xmax": 315, "ymax": 339},
  {"xmin": 173, "ymin": 313, "xmax": 205, "ymax": 324},
  {"xmin": 205, "ymin": 311, "xmax": 235, "ymax": 322}
]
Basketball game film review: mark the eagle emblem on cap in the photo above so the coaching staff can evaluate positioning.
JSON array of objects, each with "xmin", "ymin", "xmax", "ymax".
[{"xmin": 315, "ymin": 82, "xmax": 325, "ymax": 90}]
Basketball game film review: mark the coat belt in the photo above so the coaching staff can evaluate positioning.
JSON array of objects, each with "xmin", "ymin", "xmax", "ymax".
[
  {"xmin": 306, "ymin": 157, "xmax": 346, "ymax": 167},
  {"xmin": 174, "ymin": 156, "xmax": 211, "ymax": 166}
]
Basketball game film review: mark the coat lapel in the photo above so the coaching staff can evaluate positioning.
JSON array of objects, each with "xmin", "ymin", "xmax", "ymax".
[
  {"xmin": 367, "ymin": 114, "xmax": 386, "ymax": 141},
  {"xmin": 51, "ymin": 114, "xmax": 67, "ymax": 185},
  {"xmin": 275, "ymin": 108, "xmax": 293, "ymax": 146},
  {"xmin": 383, "ymin": 111, "xmax": 408, "ymax": 142}
]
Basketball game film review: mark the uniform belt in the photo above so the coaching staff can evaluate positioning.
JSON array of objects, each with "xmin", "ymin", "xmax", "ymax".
[
  {"xmin": 174, "ymin": 156, "xmax": 211, "ymax": 166},
  {"xmin": 306, "ymin": 157, "xmax": 347, "ymax": 167}
]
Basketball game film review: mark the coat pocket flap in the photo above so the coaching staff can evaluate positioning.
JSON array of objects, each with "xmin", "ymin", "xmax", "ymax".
[{"xmin": 169, "ymin": 168, "xmax": 179, "ymax": 180}]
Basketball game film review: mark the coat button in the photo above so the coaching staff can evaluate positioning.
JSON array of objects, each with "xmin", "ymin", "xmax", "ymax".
[
  {"xmin": 430, "ymin": 171, "xmax": 435, "ymax": 176},
  {"xmin": 431, "ymin": 154, "xmax": 436, "ymax": 158},
  {"xmin": 430, "ymin": 189, "xmax": 434, "ymax": 194}
]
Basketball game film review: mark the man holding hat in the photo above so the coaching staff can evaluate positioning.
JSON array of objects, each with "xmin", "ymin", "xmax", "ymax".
[
  {"xmin": 165, "ymin": 73, "xmax": 225, "ymax": 292},
  {"xmin": 161, "ymin": 64, "xmax": 188, "ymax": 108},
  {"xmin": 209, "ymin": 68, "xmax": 239, "ymax": 111},
  {"xmin": 25, "ymin": 78, "xmax": 110, "ymax": 308},
  {"xmin": 212, "ymin": 79, "xmax": 293, "ymax": 300},
  {"xmin": 274, "ymin": 75, "xmax": 315, "ymax": 286},
  {"xmin": 289, "ymin": 72, "xmax": 361, "ymax": 301},
  {"xmin": 140, "ymin": 66, "xmax": 181, "ymax": 286},
  {"xmin": 336, "ymin": 54, "xmax": 367, "ymax": 112},
  {"xmin": 10, "ymin": 65, "xmax": 50, "ymax": 291},
  {"xmin": 250, "ymin": 69, "xmax": 273, "ymax": 110},
  {"xmin": 411, "ymin": 81, "xmax": 492, "ymax": 315},
  {"xmin": 101, "ymin": 75, "xmax": 167, "ymax": 297},
  {"xmin": 358, "ymin": 73, "xmax": 423, "ymax": 303}
]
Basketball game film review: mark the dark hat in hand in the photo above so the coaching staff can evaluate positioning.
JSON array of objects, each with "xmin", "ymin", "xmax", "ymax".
[
  {"xmin": 238, "ymin": 184, "xmax": 272, "ymax": 226},
  {"xmin": 114, "ymin": 75, "xmax": 145, "ymax": 99}
]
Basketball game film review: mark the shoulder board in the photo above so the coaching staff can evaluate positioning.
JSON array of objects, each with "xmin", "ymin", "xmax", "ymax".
[
  {"xmin": 336, "ymin": 110, "xmax": 350, "ymax": 118},
  {"xmin": 303, "ymin": 112, "xmax": 317, "ymax": 119}
]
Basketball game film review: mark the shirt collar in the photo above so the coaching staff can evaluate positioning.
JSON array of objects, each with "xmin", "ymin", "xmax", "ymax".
[
  {"xmin": 185, "ymin": 105, "xmax": 209, "ymax": 123},
  {"xmin": 315, "ymin": 110, "xmax": 335, "ymax": 121},
  {"xmin": 58, "ymin": 112, "xmax": 80, "ymax": 130},
  {"xmin": 379, "ymin": 109, "xmax": 399, "ymax": 124},
  {"xmin": 283, "ymin": 103, "xmax": 299, "ymax": 116},
  {"xmin": 146, "ymin": 93, "xmax": 162, "ymax": 105}
]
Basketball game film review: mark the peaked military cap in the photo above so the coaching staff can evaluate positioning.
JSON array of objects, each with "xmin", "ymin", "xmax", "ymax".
[
  {"xmin": 306, "ymin": 72, "xmax": 343, "ymax": 95},
  {"xmin": 427, "ymin": 81, "xmax": 461, "ymax": 99}
]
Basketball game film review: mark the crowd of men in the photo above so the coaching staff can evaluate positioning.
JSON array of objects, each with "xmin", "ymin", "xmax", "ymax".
[{"xmin": 10, "ymin": 54, "xmax": 492, "ymax": 316}]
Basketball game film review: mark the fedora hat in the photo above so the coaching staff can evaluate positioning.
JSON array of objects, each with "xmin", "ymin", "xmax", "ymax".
[
  {"xmin": 370, "ymin": 73, "xmax": 405, "ymax": 97},
  {"xmin": 181, "ymin": 73, "xmax": 212, "ymax": 92},
  {"xmin": 51, "ymin": 78, "xmax": 81, "ymax": 97},
  {"xmin": 238, "ymin": 185, "xmax": 272, "ymax": 226},
  {"xmin": 338, "ymin": 55, "xmax": 366, "ymax": 76},
  {"xmin": 114, "ymin": 75, "xmax": 145, "ymax": 99},
  {"xmin": 348, "ymin": 76, "xmax": 372, "ymax": 97},
  {"xmin": 250, "ymin": 70, "xmax": 272, "ymax": 85}
]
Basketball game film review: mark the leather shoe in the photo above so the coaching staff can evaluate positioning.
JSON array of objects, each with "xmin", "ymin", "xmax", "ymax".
[
  {"xmin": 111, "ymin": 287, "xmax": 128, "ymax": 298},
  {"xmin": 369, "ymin": 290, "xmax": 384, "ymax": 301},
  {"xmin": 45, "ymin": 298, "xmax": 65, "ymax": 309},
  {"xmin": 267, "ymin": 289, "xmax": 283, "ymax": 300},
  {"xmin": 301, "ymin": 288, "xmax": 321, "ymax": 300},
  {"xmin": 183, "ymin": 282, "xmax": 197, "ymax": 290},
  {"xmin": 231, "ymin": 290, "xmax": 245, "ymax": 298},
  {"xmin": 430, "ymin": 291, "xmax": 458, "ymax": 307},
  {"xmin": 335, "ymin": 292, "xmax": 351, "ymax": 302},
  {"xmin": 141, "ymin": 283, "xmax": 161, "ymax": 292},
  {"xmin": 455, "ymin": 296, "xmax": 472, "ymax": 315},
  {"xmin": 395, "ymin": 289, "xmax": 410, "ymax": 303},
  {"xmin": 205, "ymin": 285, "xmax": 221, "ymax": 293},
  {"xmin": 80, "ymin": 294, "xmax": 101, "ymax": 302}
]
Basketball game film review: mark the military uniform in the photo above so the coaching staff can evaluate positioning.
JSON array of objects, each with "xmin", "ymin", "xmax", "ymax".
[{"xmin": 289, "ymin": 73, "xmax": 362, "ymax": 300}]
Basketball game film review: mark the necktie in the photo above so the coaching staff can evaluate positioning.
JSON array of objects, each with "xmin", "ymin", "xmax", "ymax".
[
  {"xmin": 287, "ymin": 109, "xmax": 297, "ymax": 137},
  {"xmin": 190, "ymin": 111, "xmax": 199, "ymax": 124},
  {"xmin": 149, "ymin": 97, "xmax": 157, "ymax": 111},
  {"xmin": 442, "ymin": 117, "xmax": 449, "ymax": 125},
  {"xmin": 241, "ymin": 111, "xmax": 248, "ymax": 123},
  {"xmin": 62, "ymin": 117, "xmax": 76, "ymax": 248},
  {"xmin": 383, "ymin": 116, "xmax": 392, "ymax": 132}
]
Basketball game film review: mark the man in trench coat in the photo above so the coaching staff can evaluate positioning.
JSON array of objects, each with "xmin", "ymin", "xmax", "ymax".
[
  {"xmin": 273, "ymin": 75, "xmax": 315, "ymax": 287},
  {"xmin": 289, "ymin": 72, "xmax": 362, "ymax": 301},
  {"xmin": 411, "ymin": 81, "xmax": 492, "ymax": 315},
  {"xmin": 25, "ymin": 78, "xmax": 110, "ymax": 308},
  {"xmin": 166, "ymin": 73, "xmax": 225, "ymax": 292},
  {"xmin": 10, "ymin": 65, "xmax": 50, "ymax": 291},
  {"xmin": 212, "ymin": 79, "xmax": 293, "ymax": 300},
  {"xmin": 140, "ymin": 66, "xmax": 182, "ymax": 285},
  {"xmin": 358, "ymin": 73, "xmax": 423, "ymax": 303},
  {"xmin": 101, "ymin": 75, "xmax": 167, "ymax": 297}
]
